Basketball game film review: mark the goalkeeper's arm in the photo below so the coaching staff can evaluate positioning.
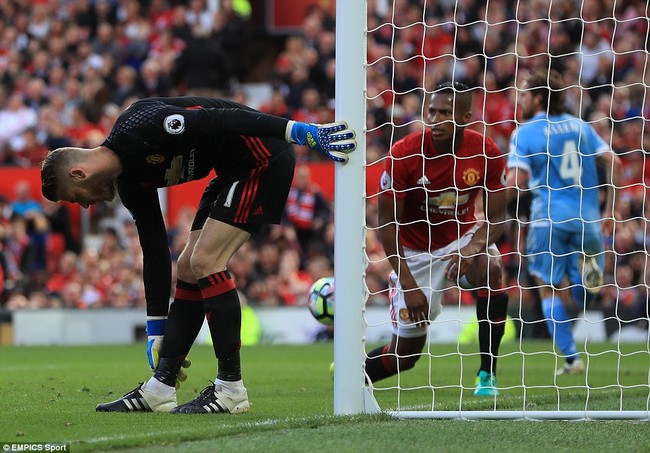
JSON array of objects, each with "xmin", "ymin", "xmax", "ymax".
[
  {"xmin": 146, "ymin": 316, "xmax": 191, "ymax": 389},
  {"xmin": 200, "ymin": 108, "xmax": 357, "ymax": 162},
  {"xmin": 119, "ymin": 176, "xmax": 192, "ymax": 388}
]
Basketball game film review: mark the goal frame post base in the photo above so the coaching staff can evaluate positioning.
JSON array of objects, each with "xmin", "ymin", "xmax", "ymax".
[
  {"xmin": 362, "ymin": 386, "xmax": 381, "ymax": 414},
  {"xmin": 385, "ymin": 410, "xmax": 650, "ymax": 421}
]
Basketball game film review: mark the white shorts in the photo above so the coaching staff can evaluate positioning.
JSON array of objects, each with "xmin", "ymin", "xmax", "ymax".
[{"xmin": 389, "ymin": 226, "xmax": 499, "ymax": 338}]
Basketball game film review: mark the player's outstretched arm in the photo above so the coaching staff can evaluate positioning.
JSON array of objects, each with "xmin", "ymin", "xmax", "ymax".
[{"xmin": 286, "ymin": 120, "xmax": 357, "ymax": 163}]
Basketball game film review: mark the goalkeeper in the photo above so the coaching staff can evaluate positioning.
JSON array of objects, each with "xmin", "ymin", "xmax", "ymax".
[
  {"xmin": 40, "ymin": 96, "xmax": 356, "ymax": 413},
  {"xmin": 367, "ymin": 81, "xmax": 510, "ymax": 397}
]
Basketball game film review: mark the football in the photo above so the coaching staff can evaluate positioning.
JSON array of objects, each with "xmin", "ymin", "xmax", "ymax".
[{"xmin": 307, "ymin": 277, "xmax": 335, "ymax": 326}]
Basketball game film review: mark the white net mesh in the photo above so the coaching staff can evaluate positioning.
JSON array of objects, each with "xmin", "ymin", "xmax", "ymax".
[{"xmin": 362, "ymin": 0, "xmax": 650, "ymax": 419}]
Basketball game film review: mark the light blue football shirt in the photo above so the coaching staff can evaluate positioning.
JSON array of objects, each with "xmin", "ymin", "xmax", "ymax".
[{"xmin": 508, "ymin": 112, "xmax": 609, "ymax": 232}]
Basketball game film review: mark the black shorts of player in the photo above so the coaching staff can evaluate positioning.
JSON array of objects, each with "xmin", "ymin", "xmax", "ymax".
[{"xmin": 191, "ymin": 146, "xmax": 296, "ymax": 234}]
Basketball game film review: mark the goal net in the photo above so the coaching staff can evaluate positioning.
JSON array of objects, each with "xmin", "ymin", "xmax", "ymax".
[{"xmin": 333, "ymin": 0, "xmax": 650, "ymax": 420}]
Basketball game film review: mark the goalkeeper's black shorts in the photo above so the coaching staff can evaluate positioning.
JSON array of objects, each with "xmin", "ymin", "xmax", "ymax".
[{"xmin": 192, "ymin": 146, "xmax": 296, "ymax": 234}]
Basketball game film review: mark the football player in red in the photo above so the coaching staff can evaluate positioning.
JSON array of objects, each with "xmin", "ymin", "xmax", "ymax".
[{"xmin": 367, "ymin": 82, "xmax": 509, "ymax": 396}]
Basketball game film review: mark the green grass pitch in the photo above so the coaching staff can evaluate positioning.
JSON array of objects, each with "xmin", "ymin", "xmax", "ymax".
[{"xmin": 2, "ymin": 342, "xmax": 650, "ymax": 452}]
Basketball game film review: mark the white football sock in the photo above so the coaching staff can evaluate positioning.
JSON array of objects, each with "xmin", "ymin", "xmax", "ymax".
[
  {"xmin": 215, "ymin": 378, "xmax": 246, "ymax": 396},
  {"xmin": 143, "ymin": 377, "xmax": 175, "ymax": 396}
]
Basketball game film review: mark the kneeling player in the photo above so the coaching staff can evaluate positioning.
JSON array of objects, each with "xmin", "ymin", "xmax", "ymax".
[{"xmin": 365, "ymin": 82, "xmax": 510, "ymax": 396}]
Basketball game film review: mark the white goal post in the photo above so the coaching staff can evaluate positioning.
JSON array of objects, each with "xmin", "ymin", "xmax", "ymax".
[
  {"xmin": 333, "ymin": 0, "xmax": 650, "ymax": 420},
  {"xmin": 333, "ymin": 0, "xmax": 379, "ymax": 415}
]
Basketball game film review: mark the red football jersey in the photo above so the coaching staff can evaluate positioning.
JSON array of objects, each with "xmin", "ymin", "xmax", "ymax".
[{"xmin": 380, "ymin": 128, "xmax": 506, "ymax": 251}]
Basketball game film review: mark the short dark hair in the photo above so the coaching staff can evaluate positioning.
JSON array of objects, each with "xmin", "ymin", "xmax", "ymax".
[
  {"xmin": 526, "ymin": 69, "xmax": 566, "ymax": 115},
  {"xmin": 41, "ymin": 148, "xmax": 74, "ymax": 201},
  {"xmin": 433, "ymin": 81, "xmax": 473, "ymax": 114}
]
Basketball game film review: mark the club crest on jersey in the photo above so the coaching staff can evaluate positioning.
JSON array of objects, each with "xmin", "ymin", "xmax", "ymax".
[
  {"xmin": 380, "ymin": 170, "xmax": 392, "ymax": 190},
  {"xmin": 164, "ymin": 114, "xmax": 185, "ymax": 135},
  {"xmin": 145, "ymin": 154, "xmax": 166, "ymax": 164},
  {"xmin": 462, "ymin": 168, "xmax": 480, "ymax": 186}
]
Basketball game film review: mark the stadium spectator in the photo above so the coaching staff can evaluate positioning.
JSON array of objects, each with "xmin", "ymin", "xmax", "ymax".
[
  {"xmin": 17, "ymin": 128, "xmax": 48, "ymax": 167},
  {"xmin": 0, "ymin": 93, "xmax": 38, "ymax": 150},
  {"xmin": 252, "ymin": 241, "xmax": 281, "ymax": 294},
  {"xmin": 91, "ymin": 22, "xmax": 124, "ymax": 67},
  {"xmin": 471, "ymin": 71, "xmax": 516, "ymax": 152},
  {"xmin": 4, "ymin": 213, "xmax": 39, "ymax": 295},
  {"xmin": 0, "ymin": 143, "xmax": 30, "ymax": 168},
  {"xmin": 276, "ymin": 248, "xmax": 311, "ymax": 306},
  {"xmin": 136, "ymin": 59, "xmax": 174, "ymax": 98},
  {"xmin": 211, "ymin": 0, "xmax": 252, "ymax": 82},
  {"xmin": 97, "ymin": 103, "xmax": 121, "ymax": 136},
  {"xmin": 97, "ymin": 226, "xmax": 123, "ymax": 259},
  {"xmin": 284, "ymin": 164, "xmax": 331, "ymax": 254},
  {"xmin": 171, "ymin": 19, "xmax": 230, "ymax": 96},
  {"xmin": 291, "ymin": 86, "xmax": 324, "ymax": 125},
  {"xmin": 120, "ymin": 0, "xmax": 152, "ymax": 69},
  {"xmin": 10, "ymin": 180, "xmax": 42, "ymax": 219},
  {"xmin": 148, "ymin": 0, "xmax": 175, "ymax": 31},
  {"xmin": 304, "ymin": 253, "xmax": 333, "ymax": 283},
  {"xmin": 45, "ymin": 250, "xmax": 79, "ymax": 300},
  {"xmin": 228, "ymin": 241, "xmax": 261, "ymax": 299},
  {"xmin": 26, "ymin": 1, "xmax": 52, "ymax": 40},
  {"xmin": 166, "ymin": 206, "xmax": 194, "ymax": 262},
  {"xmin": 365, "ymin": 82, "xmax": 510, "ymax": 397},
  {"xmin": 42, "ymin": 197, "xmax": 79, "ymax": 263},
  {"xmin": 506, "ymin": 69, "xmax": 623, "ymax": 375},
  {"xmin": 259, "ymin": 88, "xmax": 290, "ymax": 118},
  {"xmin": 273, "ymin": 35, "xmax": 307, "ymax": 87},
  {"xmin": 283, "ymin": 65, "xmax": 314, "ymax": 116},
  {"xmin": 23, "ymin": 77, "xmax": 49, "ymax": 112},
  {"xmin": 168, "ymin": 4, "xmax": 192, "ymax": 42},
  {"xmin": 185, "ymin": 0, "xmax": 214, "ymax": 34},
  {"xmin": 147, "ymin": 28, "xmax": 186, "ymax": 73},
  {"xmin": 65, "ymin": 104, "xmax": 103, "ymax": 148},
  {"xmin": 578, "ymin": 23, "xmax": 614, "ymax": 90},
  {"xmin": 110, "ymin": 65, "xmax": 142, "ymax": 107}
]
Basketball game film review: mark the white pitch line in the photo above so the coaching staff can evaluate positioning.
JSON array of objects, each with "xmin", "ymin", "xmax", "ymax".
[
  {"xmin": 1, "ymin": 364, "xmax": 71, "ymax": 372},
  {"xmin": 83, "ymin": 418, "xmax": 286, "ymax": 444}
]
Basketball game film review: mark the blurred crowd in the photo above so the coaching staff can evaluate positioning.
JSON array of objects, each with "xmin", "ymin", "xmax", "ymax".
[{"xmin": 0, "ymin": 0, "xmax": 648, "ymax": 334}]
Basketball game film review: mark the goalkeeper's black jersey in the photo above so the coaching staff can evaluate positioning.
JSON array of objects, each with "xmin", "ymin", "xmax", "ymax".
[
  {"xmin": 104, "ymin": 96, "xmax": 290, "ymax": 190},
  {"xmin": 101, "ymin": 97, "xmax": 292, "ymax": 315}
]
